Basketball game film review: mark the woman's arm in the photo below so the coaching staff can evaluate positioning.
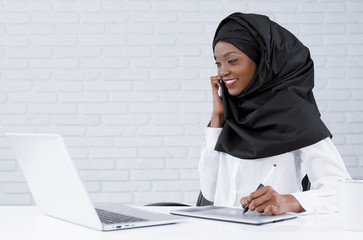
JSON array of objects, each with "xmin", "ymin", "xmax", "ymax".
[
  {"xmin": 210, "ymin": 75, "xmax": 225, "ymax": 128},
  {"xmin": 240, "ymin": 187, "xmax": 304, "ymax": 215},
  {"xmin": 199, "ymin": 127, "xmax": 222, "ymax": 202},
  {"xmin": 240, "ymin": 137, "xmax": 351, "ymax": 215},
  {"xmin": 199, "ymin": 75, "xmax": 225, "ymax": 201},
  {"xmin": 291, "ymin": 137, "xmax": 352, "ymax": 214}
]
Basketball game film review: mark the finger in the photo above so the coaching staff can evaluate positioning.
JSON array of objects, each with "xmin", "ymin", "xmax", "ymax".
[
  {"xmin": 240, "ymin": 197, "xmax": 248, "ymax": 205},
  {"xmin": 249, "ymin": 198, "xmax": 270, "ymax": 211},
  {"xmin": 210, "ymin": 75, "xmax": 220, "ymax": 80},
  {"xmin": 248, "ymin": 187, "xmax": 276, "ymax": 211},
  {"xmin": 264, "ymin": 204, "xmax": 282, "ymax": 215},
  {"xmin": 210, "ymin": 77, "xmax": 223, "ymax": 97},
  {"xmin": 263, "ymin": 204, "xmax": 273, "ymax": 215},
  {"xmin": 211, "ymin": 80, "xmax": 221, "ymax": 88},
  {"xmin": 246, "ymin": 186, "xmax": 272, "ymax": 206},
  {"xmin": 241, "ymin": 200, "xmax": 250, "ymax": 208},
  {"xmin": 210, "ymin": 76, "xmax": 222, "ymax": 85},
  {"xmin": 253, "ymin": 200, "xmax": 272, "ymax": 213}
]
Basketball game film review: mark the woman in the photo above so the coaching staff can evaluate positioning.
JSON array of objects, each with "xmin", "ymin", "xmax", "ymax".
[{"xmin": 199, "ymin": 12, "xmax": 351, "ymax": 215}]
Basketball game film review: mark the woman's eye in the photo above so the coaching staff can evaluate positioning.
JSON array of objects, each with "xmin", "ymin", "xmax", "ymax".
[
  {"xmin": 215, "ymin": 62, "xmax": 221, "ymax": 67},
  {"xmin": 228, "ymin": 58, "xmax": 238, "ymax": 64}
]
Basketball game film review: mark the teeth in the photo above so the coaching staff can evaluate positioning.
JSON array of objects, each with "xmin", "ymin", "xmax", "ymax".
[{"xmin": 226, "ymin": 79, "xmax": 237, "ymax": 84}]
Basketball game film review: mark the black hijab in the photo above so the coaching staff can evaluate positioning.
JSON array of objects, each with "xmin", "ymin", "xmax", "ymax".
[{"xmin": 212, "ymin": 12, "xmax": 331, "ymax": 159}]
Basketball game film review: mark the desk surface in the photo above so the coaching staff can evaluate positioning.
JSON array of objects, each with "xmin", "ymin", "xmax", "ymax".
[{"xmin": 0, "ymin": 206, "xmax": 362, "ymax": 240}]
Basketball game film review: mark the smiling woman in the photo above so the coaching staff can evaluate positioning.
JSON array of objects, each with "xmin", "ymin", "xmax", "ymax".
[
  {"xmin": 200, "ymin": 12, "xmax": 351, "ymax": 216},
  {"xmin": 213, "ymin": 41, "xmax": 258, "ymax": 96}
]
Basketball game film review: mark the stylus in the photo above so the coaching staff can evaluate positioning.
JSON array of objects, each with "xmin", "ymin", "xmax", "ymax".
[{"xmin": 242, "ymin": 164, "xmax": 277, "ymax": 214}]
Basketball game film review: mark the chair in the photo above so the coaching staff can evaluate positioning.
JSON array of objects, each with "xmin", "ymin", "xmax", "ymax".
[
  {"xmin": 144, "ymin": 201, "xmax": 191, "ymax": 207},
  {"xmin": 301, "ymin": 174, "xmax": 311, "ymax": 191},
  {"xmin": 144, "ymin": 191, "xmax": 212, "ymax": 207},
  {"xmin": 196, "ymin": 191, "xmax": 213, "ymax": 206}
]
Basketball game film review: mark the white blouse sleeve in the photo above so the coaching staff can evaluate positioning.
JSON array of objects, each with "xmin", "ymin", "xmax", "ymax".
[
  {"xmin": 291, "ymin": 137, "xmax": 351, "ymax": 214},
  {"xmin": 199, "ymin": 127, "xmax": 223, "ymax": 202}
]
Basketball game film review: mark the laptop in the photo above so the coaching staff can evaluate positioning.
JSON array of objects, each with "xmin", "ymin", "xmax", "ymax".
[
  {"xmin": 171, "ymin": 205, "xmax": 298, "ymax": 225},
  {"xmin": 6, "ymin": 133, "xmax": 183, "ymax": 231}
]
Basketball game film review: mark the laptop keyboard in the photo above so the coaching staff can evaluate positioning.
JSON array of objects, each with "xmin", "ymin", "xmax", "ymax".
[{"xmin": 95, "ymin": 208, "xmax": 148, "ymax": 224}]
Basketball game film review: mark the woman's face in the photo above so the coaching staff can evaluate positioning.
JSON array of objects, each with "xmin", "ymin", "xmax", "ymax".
[{"xmin": 214, "ymin": 41, "xmax": 258, "ymax": 96}]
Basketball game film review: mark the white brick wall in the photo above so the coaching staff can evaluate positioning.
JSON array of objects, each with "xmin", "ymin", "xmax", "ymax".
[{"xmin": 0, "ymin": 0, "xmax": 362, "ymax": 206}]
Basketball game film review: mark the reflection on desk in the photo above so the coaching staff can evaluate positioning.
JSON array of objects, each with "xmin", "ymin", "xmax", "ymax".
[{"xmin": 0, "ymin": 206, "xmax": 362, "ymax": 240}]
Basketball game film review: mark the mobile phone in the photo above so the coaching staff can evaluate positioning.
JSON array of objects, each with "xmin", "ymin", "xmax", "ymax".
[{"xmin": 218, "ymin": 80, "xmax": 223, "ymax": 97}]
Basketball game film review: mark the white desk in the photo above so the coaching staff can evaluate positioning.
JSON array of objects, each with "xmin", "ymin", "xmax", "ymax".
[{"xmin": 0, "ymin": 206, "xmax": 362, "ymax": 240}]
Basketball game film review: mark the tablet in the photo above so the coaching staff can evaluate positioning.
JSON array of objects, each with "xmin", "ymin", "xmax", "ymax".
[{"xmin": 170, "ymin": 206, "xmax": 298, "ymax": 225}]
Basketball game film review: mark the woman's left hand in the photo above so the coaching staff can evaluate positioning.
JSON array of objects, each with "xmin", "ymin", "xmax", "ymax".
[{"xmin": 240, "ymin": 186, "xmax": 304, "ymax": 215}]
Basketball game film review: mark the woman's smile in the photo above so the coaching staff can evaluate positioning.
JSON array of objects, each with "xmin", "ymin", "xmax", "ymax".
[{"xmin": 223, "ymin": 78, "xmax": 238, "ymax": 88}]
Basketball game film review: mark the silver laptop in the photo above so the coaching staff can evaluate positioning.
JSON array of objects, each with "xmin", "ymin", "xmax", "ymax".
[
  {"xmin": 171, "ymin": 204, "xmax": 298, "ymax": 225},
  {"xmin": 6, "ymin": 133, "xmax": 183, "ymax": 231}
]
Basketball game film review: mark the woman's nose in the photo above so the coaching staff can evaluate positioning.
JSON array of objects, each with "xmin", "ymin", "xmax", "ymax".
[{"xmin": 218, "ymin": 65, "xmax": 230, "ymax": 77}]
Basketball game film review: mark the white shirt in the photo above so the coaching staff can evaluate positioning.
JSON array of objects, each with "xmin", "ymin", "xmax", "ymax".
[{"xmin": 199, "ymin": 127, "xmax": 351, "ymax": 214}]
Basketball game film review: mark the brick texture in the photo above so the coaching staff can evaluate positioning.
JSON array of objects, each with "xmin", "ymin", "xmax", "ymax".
[{"xmin": 0, "ymin": 0, "xmax": 362, "ymax": 206}]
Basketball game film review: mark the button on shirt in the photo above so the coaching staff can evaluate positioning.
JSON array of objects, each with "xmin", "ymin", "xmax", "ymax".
[{"xmin": 199, "ymin": 127, "xmax": 351, "ymax": 214}]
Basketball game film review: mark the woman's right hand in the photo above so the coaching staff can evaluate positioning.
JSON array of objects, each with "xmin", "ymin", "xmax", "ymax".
[{"xmin": 210, "ymin": 75, "xmax": 225, "ymax": 128}]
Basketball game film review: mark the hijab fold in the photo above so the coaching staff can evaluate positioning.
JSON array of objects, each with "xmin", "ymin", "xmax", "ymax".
[{"xmin": 212, "ymin": 12, "xmax": 331, "ymax": 159}]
